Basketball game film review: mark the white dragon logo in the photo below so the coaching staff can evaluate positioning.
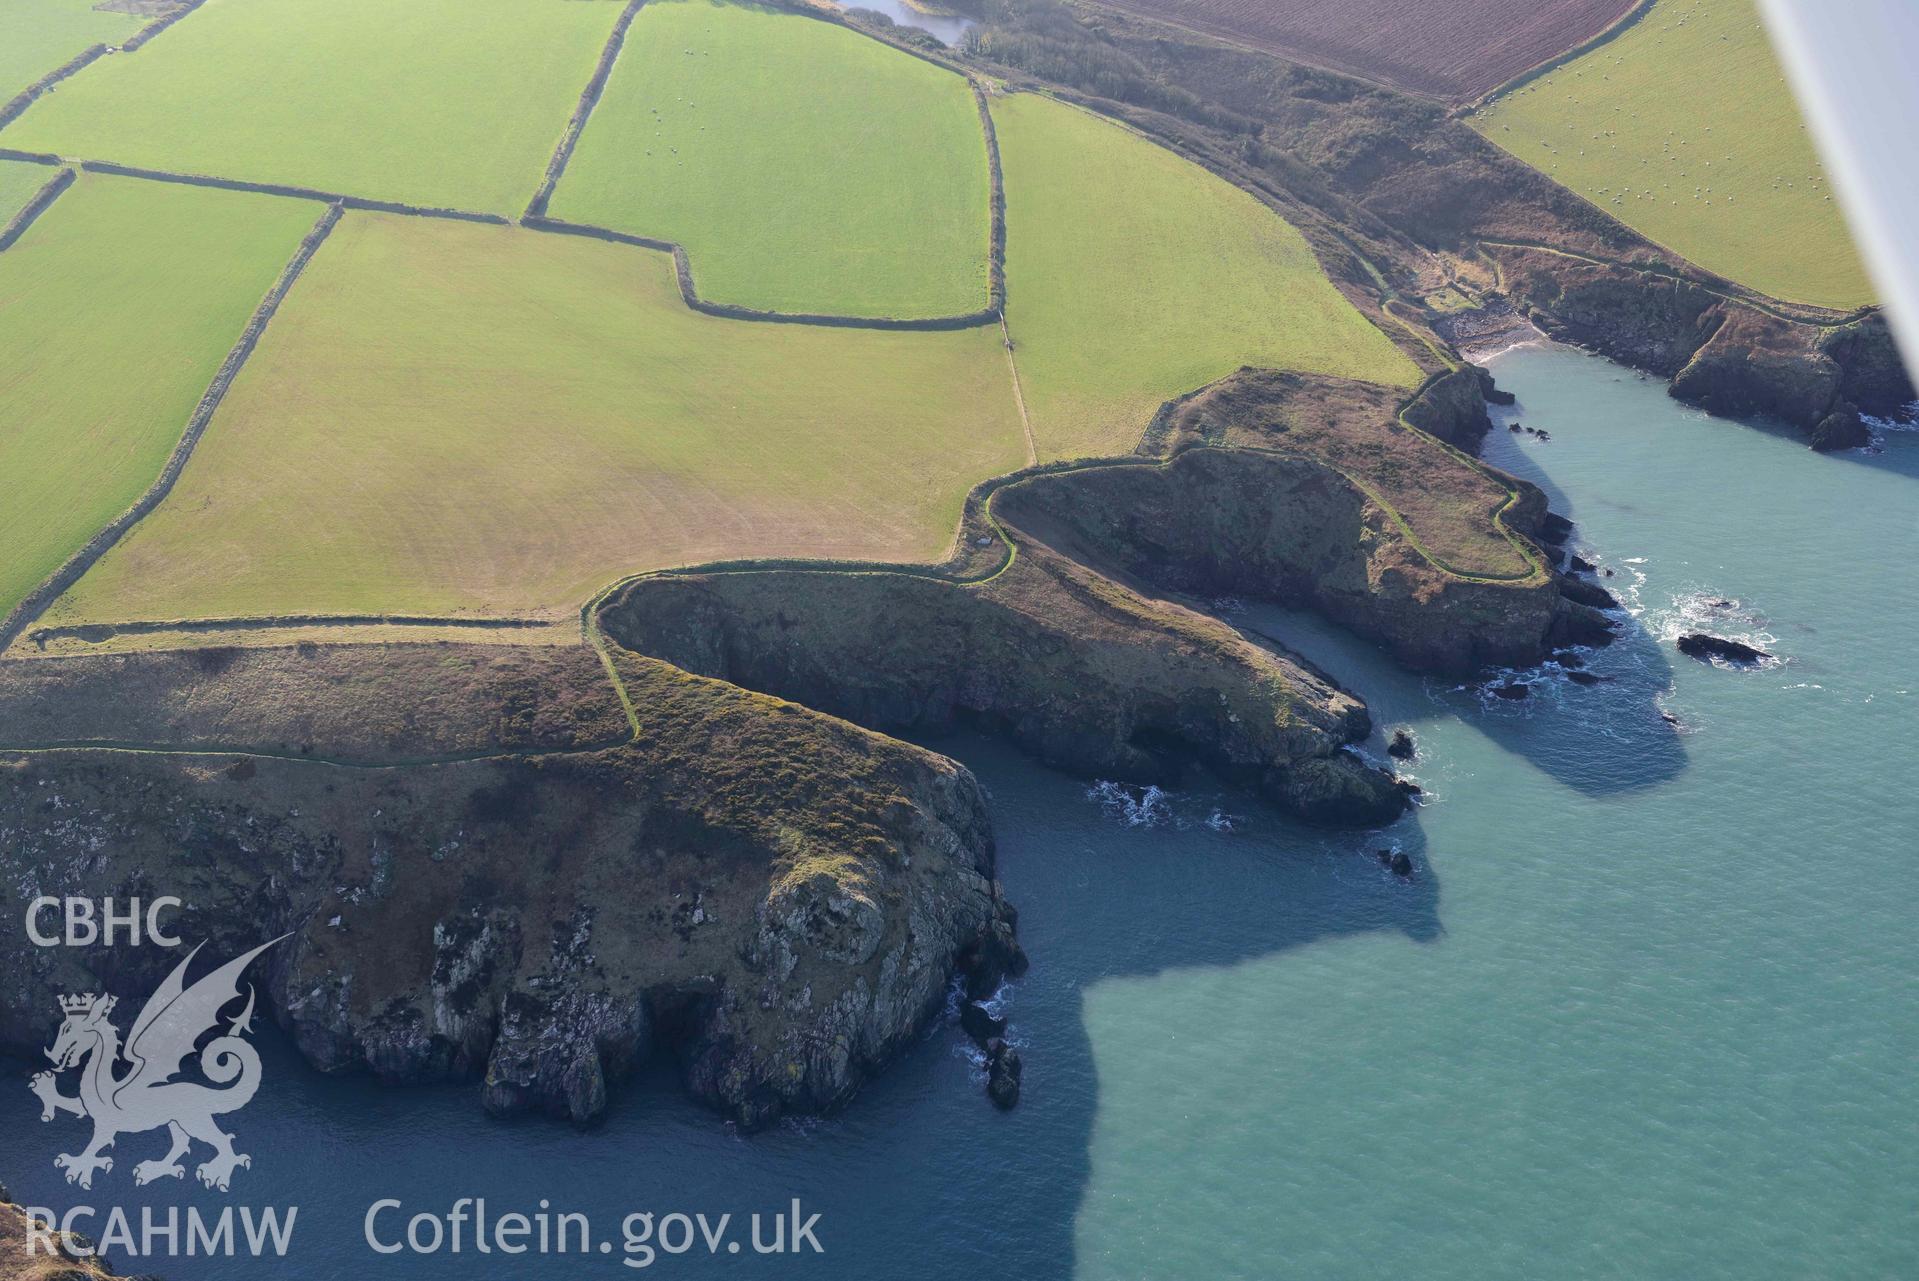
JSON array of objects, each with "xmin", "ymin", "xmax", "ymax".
[{"xmin": 29, "ymin": 937, "xmax": 285, "ymax": 1192}]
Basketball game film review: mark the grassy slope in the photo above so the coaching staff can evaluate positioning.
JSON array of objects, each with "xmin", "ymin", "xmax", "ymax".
[
  {"xmin": 994, "ymin": 93, "xmax": 1420, "ymax": 461},
  {"xmin": 552, "ymin": 0, "xmax": 991, "ymax": 317},
  {"xmin": 0, "ymin": 161, "xmax": 55, "ymax": 227},
  {"xmin": 0, "ymin": 0, "xmax": 142, "ymax": 104},
  {"xmin": 4, "ymin": 0, "xmax": 623, "ymax": 213},
  {"xmin": 1470, "ymin": 0, "xmax": 1872, "ymax": 309},
  {"xmin": 49, "ymin": 214, "xmax": 1027, "ymax": 626},
  {"xmin": 0, "ymin": 174, "xmax": 317, "ymax": 621}
]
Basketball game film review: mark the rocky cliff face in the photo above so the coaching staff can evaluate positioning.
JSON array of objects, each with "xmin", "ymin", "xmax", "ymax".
[
  {"xmin": 1491, "ymin": 246, "xmax": 1915, "ymax": 440},
  {"xmin": 998, "ymin": 448, "xmax": 1570, "ymax": 674},
  {"xmin": 600, "ymin": 539, "xmax": 1406, "ymax": 828},
  {"xmin": 0, "ymin": 655, "xmax": 1021, "ymax": 1131}
]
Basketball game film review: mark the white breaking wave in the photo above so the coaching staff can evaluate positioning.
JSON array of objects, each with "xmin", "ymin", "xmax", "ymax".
[{"xmin": 1647, "ymin": 588, "xmax": 1785, "ymax": 668}]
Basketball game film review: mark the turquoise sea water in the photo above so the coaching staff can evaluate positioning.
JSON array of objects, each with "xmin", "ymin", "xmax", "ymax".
[{"xmin": 3, "ymin": 342, "xmax": 1914, "ymax": 1277}]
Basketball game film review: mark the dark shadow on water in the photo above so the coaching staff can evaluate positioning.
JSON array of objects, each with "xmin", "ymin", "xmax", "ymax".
[
  {"xmin": 1240, "ymin": 597, "xmax": 1688, "ymax": 800},
  {"xmin": 908, "ymin": 734, "xmax": 1444, "ymax": 1280},
  {"xmin": 1458, "ymin": 397, "xmax": 1690, "ymax": 796},
  {"xmin": 0, "ymin": 737, "xmax": 1441, "ymax": 1281}
]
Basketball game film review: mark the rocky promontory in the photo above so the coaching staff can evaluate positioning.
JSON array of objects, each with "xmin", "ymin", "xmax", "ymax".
[
  {"xmin": 600, "ymin": 535, "xmax": 1407, "ymax": 828},
  {"xmin": 0, "ymin": 364, "xmax": 1591, "ymax": 1129},
  {"xmin": 1488, "ymin": 246, "xmax": 1914, "ymax": 441},
  {"xmin": 0, "ymin": 647, "xmax": 1020, "ymax": 1130}
]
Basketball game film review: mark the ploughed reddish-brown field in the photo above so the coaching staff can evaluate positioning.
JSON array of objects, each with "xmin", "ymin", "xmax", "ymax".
[{"xmin": 1090, "ymin": 0, "xmax": 1638, "ymax": 101}]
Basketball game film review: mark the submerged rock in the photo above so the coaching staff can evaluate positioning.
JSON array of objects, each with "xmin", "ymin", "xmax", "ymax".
[{"xmin": 1676, "ymin": 633, "xmax": 1771, "ymax": 665}]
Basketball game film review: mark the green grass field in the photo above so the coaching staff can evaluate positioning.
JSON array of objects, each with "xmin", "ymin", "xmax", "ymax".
[
  {"xmin": 1470, "ymin": 0, "xmax": 1873, "ymax": 310},
  {"xmin": 4, "ymin": 0, "xmax": 625, "ymax": 213},
  {"xmin": 993, "ymin": 93, "xmax": 1421, "ymax": 460},
  {"xmin": 0, "ymin": 161, "xmax": 56, "ymax": 227},
  {"xmin": 0, "ymin": 174, "xmax": 318, "ymax": 622},
  {"xmin": 47, "ymin": 214, "xmax": 1029, "ymax": 627},
  {"xmin": 551, "ymin": 0, "xmax": 991, "ymax": 318},
  {"xmin": 0, "ymin": 0, "xmax": 142, "ymax": 105}
]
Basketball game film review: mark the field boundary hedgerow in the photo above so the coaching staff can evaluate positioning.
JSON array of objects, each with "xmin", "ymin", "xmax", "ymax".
[
  {"xmin": 0, "ymin": 164, "xmax": 73, "ymax": 251},
  {"xmin": 1458, "ymin": 0, "xmax": 1659, "ymax": 112},
  {"xmin": 0, "ymin": 46, "xmax": 110, "ymax": 133},
  {"xmin": 0, "ymin": 0, "xmax": 211, "ymax": 131},
  {"xmin": 525, "ymin": 0, "xmax": 650, "ymax": 220},
  {"xmin": 82, "ymin": 157, "xmax": 511, "ymax": 223},
  {"xmin": 118, "ymin": 0, "xmax": 213, "ymax": 53},
  {"xmin": 522, "ymin": 214, "xmax": 1001, "ymax": 330},
  {"xmin": 528, "ymin": 0, "xmax": 1008, "ymax": 329},
  {"xmin": 24, "ymin": 612, "xmax": 555, "ymax": 651},
  {"xmin": 0, "ymin": 202, "xmax": 344, "ymax": 653}
]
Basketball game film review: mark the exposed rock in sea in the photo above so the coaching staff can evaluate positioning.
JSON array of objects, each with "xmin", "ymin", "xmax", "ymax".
[
  {"xmin": 1550, "ymin": 601, "xmax": 1618, "ymax": 650},
  {"xmin": 961, "ymin": 1000, "xmax": 1007, "ymax": 1043},
  {"xmin": 1558, "ymin": 575, "xmax": 1619, "ymax": 611},
  {"xmin": 1808, "ymin": 403, "xmax": 1871, "ymax": 453},
  {"xmin": 1676, "ymin": 633, "xmax": 1771, "ymax": 665},
  {"xmin": 1386, "ymin": 729, "xmax": 1416, "ymax": 760},
  {"xmin": 986, "ymin": 1039, "xmax": 1022, "ymax": 1110}
]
